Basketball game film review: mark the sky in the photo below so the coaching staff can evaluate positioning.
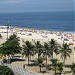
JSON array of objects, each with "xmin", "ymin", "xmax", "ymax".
[{"xmin": 0, "ymin": 0, "xmax": 74, "ymax": 13}]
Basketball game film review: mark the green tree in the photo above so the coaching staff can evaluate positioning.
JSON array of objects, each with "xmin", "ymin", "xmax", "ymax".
[
  {"xmin": 0, "ymin": 34, "xmax": 21, "ymax": 63},
  {"xmin": 36, "ymin": 57, "xmax": 44, "ymax": 72},
  {"xmin": 60, "ymin": 43, "xmax": 72, "ymax": 65},
  {"xmin": 43, "ymin": 42, "xmax": 52, "ymax": 70},
  {"xmin": 49, "ymin": 39, "xmax": 59, "ymax": 59},
  {"xmin": 57, "ymin": 62, "xmax": 63, "ymax": 75},
  {"xmin": 50, "ymin": 59, "xmax": 58, "ymax": 75},
  {"xmin": 60, "ymin": 43, "xmax": 72, "ymax": 75},
  {"xmin": 22, "ymin": 41, "xmax": 34, "ymax": 65},
  {"xmin": 7, "ymin": 34, "xmax": 21, "ymax": 53},
  {"xmin": 0, "ymin": 65, "xmax": 15, "ymax": 75},
  {"xmin": 35, "ymin": 41, "xmax": 43, "ymax": 60},
  {"xmin": 70, "ymin": 63, "xmax": 75, "ymax": 75}
]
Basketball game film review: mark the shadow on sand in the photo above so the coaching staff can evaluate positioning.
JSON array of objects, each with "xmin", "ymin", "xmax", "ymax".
[{"xmin": 11, "ymin": 59, "xmax": 25, "ymax": 62}]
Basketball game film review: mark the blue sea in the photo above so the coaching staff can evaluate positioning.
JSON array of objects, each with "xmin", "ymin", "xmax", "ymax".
[{"xmin": 0, "ymin": 12, "xmax": 74, "ymax": 31}]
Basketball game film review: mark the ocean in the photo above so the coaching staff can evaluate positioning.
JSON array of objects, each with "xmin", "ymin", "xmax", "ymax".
[{"xmin": 0, "ymin": 12, "xmax": 74, "ymax": 31}]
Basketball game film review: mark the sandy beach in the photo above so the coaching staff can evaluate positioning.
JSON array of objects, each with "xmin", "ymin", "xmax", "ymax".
[{"xmin": 0, "ymin": 26, "xmax": 75, "ymax": 75}]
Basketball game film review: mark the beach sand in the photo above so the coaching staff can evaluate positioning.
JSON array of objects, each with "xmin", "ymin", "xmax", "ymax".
[{"xmin": 0, "ymin": 26, "xmax": 75, "ymax": 75}]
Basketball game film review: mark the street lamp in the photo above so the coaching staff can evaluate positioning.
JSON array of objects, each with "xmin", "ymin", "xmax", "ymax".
[{"xmin": 6, "ymin": 19, "xmax": 9, "ymax": 40}]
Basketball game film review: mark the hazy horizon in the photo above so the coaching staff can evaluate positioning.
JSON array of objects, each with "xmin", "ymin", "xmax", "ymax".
[{"xmin": 0, "ymin": 0, "xmax": 74, "ymax": 13}]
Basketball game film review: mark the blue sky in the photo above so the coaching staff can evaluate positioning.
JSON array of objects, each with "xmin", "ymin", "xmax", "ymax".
[{"xmin": 0, "ymin": 0, "xmax": 74, "ymax": 13}]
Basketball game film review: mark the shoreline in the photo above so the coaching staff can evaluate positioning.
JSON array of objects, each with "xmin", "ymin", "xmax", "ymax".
[{"xmin": 0, "ymin": 25, "xmax": 75, "ymax": 33}]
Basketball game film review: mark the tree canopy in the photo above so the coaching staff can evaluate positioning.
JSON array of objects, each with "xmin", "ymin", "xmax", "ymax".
[
  {"xmin": 0, "ymin": 34, "xmax": 21, "ymax": 55},
  {"xmin": 0, "ymin": 65, "xmax": 15, "ymax": 75}
]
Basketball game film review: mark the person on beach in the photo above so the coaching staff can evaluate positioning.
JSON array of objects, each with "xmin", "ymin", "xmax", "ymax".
[{"xmin": 23, "ymin": 64, "xmax": 26, "ymax": 70}]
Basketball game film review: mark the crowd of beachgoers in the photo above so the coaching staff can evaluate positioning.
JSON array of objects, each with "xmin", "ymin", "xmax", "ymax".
[{"xmin": 0, "ymin": 26, "xmax": 75, "ymax": 46}]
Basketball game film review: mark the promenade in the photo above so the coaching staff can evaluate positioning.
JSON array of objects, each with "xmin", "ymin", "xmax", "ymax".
[
  {"xmin": 4, "ymin": 63, "xmax": 38, "ymax": 75},
  {"xmin": 14, "ymin": 72, "xmax": 22, "ymax": 75}
]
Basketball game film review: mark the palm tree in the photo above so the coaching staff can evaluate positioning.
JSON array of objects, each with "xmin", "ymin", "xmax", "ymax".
[
  {"xmin": 36, "ymin": 57, "xmax": 44, "ymax": 72},
  {"xmin": 60, "ymin": 43, "xmax": 72, "ymax": 65},
  {"xmin": 57, "ymin": 62, "xmax": 63, "ymax": 75},
  {"xmin": 43, "ymin": 42, "xmax": 52, "ymax": 70},
  {"xmin": 22, "ymin": 41, "xmax": 34, "ymax": 65},
  {"xmin": 49, "ymin": 39, "xmax": 60, "ymax": 59},
  {"xmin": 51, "ymin": 59, "xmax": 63, "ymax": 75},
  {"xmin": 50, "ymin": 59, "xmax": 58, "ymax": 75},
  {"xmin": 35, "ymin": 41, "xmax": 43, "ymax": 60},
  {"xmin": 70, "ymin": 63, "xmax": 75, "ymax": 75},
  {"xmin": 60, "ymin": 43, "xmax": 72, "ymax": 75}
]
